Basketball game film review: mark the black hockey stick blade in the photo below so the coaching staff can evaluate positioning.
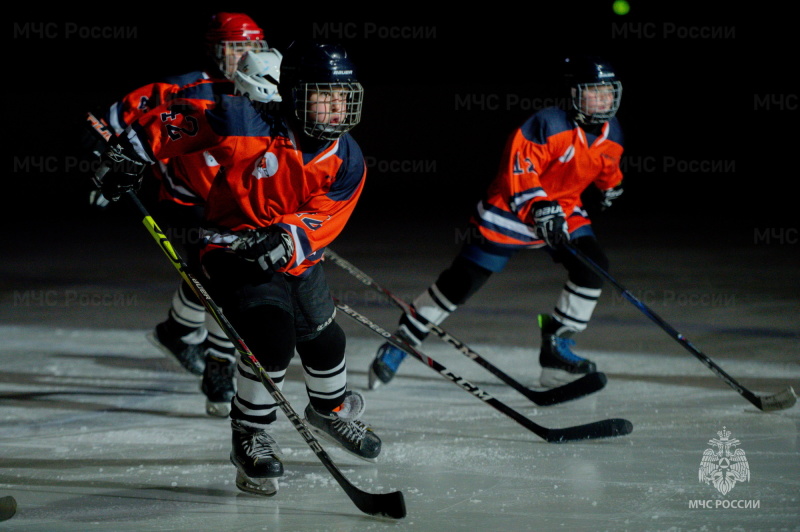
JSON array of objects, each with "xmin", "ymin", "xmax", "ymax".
[
  {"xmin": 426, "ymin": 323, "xmax": 607, "ymax": 406},
  {"xmin": 753, "ymin": 386, "xmax": 797, "ymax": 412},
  {"xmin": 334, "ymin": 299, "xmax": 632, "ymax": 443},
  {"xmin": 526, "ymin": 372, "xmax": 608, "ymax": 406},
  {"xmin": 324, "ymin": 248, "xmax": 605, "ymax": 406},
  {"xmin": 544, "ymin": 417, "xmax": 633, "ymax": 444},
  {"xmin": 122, "ymin": 191, "xmax": 406, "ymax": 519},
  {"xmin": 564, "ymin": 243, "xmax": 798, "ymax": 412},
  {"xmin": 346, "ymin": 486, "xmax": 407, "ymax": 519},
  {"xmin": 0, "ymin": 496, "xmax": 16, "ymax": 522},
  {"xmin": 243, "ymin": 358, "xmax": 407, "ymax": 519}
]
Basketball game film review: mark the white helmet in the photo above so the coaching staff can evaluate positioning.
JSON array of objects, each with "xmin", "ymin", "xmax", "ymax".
[{"xmin": 233, "ymin": 49, "xmax": 283, "ymax": 103}]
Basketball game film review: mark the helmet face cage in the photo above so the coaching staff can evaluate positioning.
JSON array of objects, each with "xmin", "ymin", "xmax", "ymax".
[
  {"xmin": 294, "ymin": 82, "xmax": 364, "ymax": 140},
  {"xmin": 571, "ymin": 81, "xmax": 622, "ymax": 125},
  {"xmin": 216, "ymin": 40, "xmax": 269, "ymax": 79}
]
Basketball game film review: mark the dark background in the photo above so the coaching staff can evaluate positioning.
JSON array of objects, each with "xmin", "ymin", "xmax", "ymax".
[{"xmin": 8, "ymin": 5, "xmax": 794, "ymax": 244}]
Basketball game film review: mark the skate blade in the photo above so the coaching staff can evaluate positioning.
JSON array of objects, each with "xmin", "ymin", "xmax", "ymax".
[
  {"xmin": 367, "ymin": 366, "xmax": 383, "ymax": 390},
  {"xmin": 206, "ymin": 400, "xmax": 232, "ymax": 418},
  {"xmin": 235, "ymin": 471, "xmax": 279, "ymax": 497}
]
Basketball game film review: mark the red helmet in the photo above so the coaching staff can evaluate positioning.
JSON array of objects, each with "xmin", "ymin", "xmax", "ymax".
[{"xmin": 205, "ymin": 13, "xmax": 268, "ymax": 79}]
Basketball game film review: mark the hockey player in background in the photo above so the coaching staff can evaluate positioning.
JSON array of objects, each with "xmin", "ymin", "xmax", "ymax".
[
  {"xmin": 368, "ymin": 56, "xmax": 625, "ymax": 391},
  {"xmin": 81, "ymin": 12, "xmax": 272, "ymax": 415},
  {"xmin": 93, "ymin": 40, "xmax": 381, "ymax": 497}
]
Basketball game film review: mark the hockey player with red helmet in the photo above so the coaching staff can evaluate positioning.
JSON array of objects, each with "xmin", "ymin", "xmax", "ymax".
[
  {"xmin": 82, "ymin": 13, "xmax": 272, "ymax": 400},
  {"xmin": 368, "ymin": 56, "xmax": 625, "ymax": 391},
  {"xmin": 93, "ymin": 40, "xmax": 379, "ymax": 496}
]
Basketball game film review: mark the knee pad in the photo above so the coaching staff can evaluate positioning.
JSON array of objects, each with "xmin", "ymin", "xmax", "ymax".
[
  {"xmin": 565, "ymin": 236, "xmax": 608, "ymax": 289},
  {"xmin": 295, "ymin": 320, "xmax": 346, "ymax": 367},
  {"xmin": 230, "ymin": 305, "xmax": 296, "ymax": 372}
]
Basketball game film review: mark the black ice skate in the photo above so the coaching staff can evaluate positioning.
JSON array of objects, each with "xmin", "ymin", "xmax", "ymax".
[
  {"xmin": 304, "ymin": 390, "xmax": 381, "ymax": 462},
  {"xmin": 146, "ymin": 321, "xmax": 206, "ymax": 376},
  {"xmin": 201, "ymin": 354, "xmax": 236, "ymax": 418},
  {"xmin": 538, "ymin": 314, "xmax": 597, "ymax": 388},
  {"xmin": 230, "ymin": 420, "xmax": 284, "ymax": 496}
]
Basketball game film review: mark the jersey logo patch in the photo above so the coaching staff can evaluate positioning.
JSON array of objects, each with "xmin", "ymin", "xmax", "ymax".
[
  {"xmin": 203, "ymin": 151, "xmax": 219, "ymax": 167},
  {"xmin": 253, "ymin": 152, "xmax": 279, "ymax": 179},
  {"xmin": 296, "ymin": 213, "xmax": 330, "ymax": 231}
]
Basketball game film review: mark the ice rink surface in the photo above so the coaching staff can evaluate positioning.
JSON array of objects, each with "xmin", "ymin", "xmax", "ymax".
[{"xmin": 1, "ymin": 212, "xmax": 798, "ymax": 532}]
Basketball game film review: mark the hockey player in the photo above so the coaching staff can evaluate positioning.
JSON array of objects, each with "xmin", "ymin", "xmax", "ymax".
[
  {"xmin": 368, "ymin": 56, "xmax": 625, "ymax": 390},
  {"xmin": 90, "ymin": 48, "xmax": 281, "ymax": 420},
  {"xmin": 94, "ymin": 40, "xmax": 379, "ymax": 497},
  {"xmin": 82, "ymin": 13, "xmax": 270, "ymax": 388}
]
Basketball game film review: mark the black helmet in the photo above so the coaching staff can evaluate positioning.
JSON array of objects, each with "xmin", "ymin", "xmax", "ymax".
[
  {"xmin": 563, "ymin": 56, "xmax": 622, "ymax": 125},
  {"xmin": 279, "ymin": 40, "xmax": 364, "ymax": 140}
]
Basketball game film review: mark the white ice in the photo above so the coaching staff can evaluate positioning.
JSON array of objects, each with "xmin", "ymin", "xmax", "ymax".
[{"xmin": 1, "ymin": 322, "xmax": 798, "ymax": 531}]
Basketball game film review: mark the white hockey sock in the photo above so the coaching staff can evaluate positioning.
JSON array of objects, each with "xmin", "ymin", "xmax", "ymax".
[
  {"xmin": 234, "ymin": 362, "xmax": 285, "ymax": 424},
  {"xmin": 552, "ymin": 281, "xmax": 601, "ymax": 333},
  {"xmin": 169, "ymin": 284, "xmax": 207, "ymax": 343},
  {"xmin": 204, "ymin": 314, "xmax": 236, "ymax": 363},
  {"xmin": 303, "ymin": 358, "xmax": 347, "ymax": 404},
  {"xmin": 401, "ymin": 284, "xmax": 458, "ymax": 344}
]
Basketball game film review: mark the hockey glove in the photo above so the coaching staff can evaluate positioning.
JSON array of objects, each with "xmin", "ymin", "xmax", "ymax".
[
  {"xmin": 599, "ymin": 185, "xmax": 623, "ymax": 211},
  {"xmin": 230, "ymin": 225, "xmax": 295, "ymax": 272},
  {"xmin": 93, "ymin": 140, "xmax": 146, "ymax": 202},
  {"xmin": 532, "ymin": 200, "xmax": 569, "ymax": 248}
]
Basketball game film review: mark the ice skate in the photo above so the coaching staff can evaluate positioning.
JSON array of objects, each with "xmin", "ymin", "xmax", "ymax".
[
  {"xmin": 538, "ymin": 314, "xmax": 597, "ymax": 388},
  {"xmin": 304, "ymin": 390, "xmax": 381, "ymax": 462},
  {"xmin": 146, "ymin": 321, "xmax": 206, "ymax": 376},
  {"xmin": 230, "ymin": 420, "xmax": 284, "ymax": 496},
  {"xmin": 201, "ymin": 354, "xmax": 236, "ymax": 418},
  {"xmin": 368, "ymin": 340, "xmax": 409, "ymax": 390}
]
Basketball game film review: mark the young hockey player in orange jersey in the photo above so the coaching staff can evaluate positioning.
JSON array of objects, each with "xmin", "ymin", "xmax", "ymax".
[
  {"xmin": 94, "ymin": 40, "xmax": 380, "ymax": 497},
  {"xmin": 82, "ymin": 13, "xmax": 272, "ymax": 407},
  {"xmin": 368, "ymin": 56, "xmax": 625, "ymax": 391}
]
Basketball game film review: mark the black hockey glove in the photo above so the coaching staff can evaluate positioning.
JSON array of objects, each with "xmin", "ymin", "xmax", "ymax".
[
  {"xmin": 599, "ymin": 185, "xmax": 623, "ymax": 211},
  {"xmin": 532, "ymin": 200, "xmax": 569, "ymax": 249},
  {"xmin": 93, "ymin": 140, "xmax": 146, "ymax": 202},
  {"xmin": 230, "ymin": 226, "xmax": 295, "ymax": 272}
]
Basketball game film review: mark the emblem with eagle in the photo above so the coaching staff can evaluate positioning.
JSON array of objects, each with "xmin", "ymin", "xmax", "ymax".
[{"xmin": 699, "ymin": 427, "xmax": 750, "ymax": 495}]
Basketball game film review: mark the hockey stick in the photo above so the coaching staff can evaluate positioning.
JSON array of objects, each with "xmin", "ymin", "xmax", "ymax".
[
  {"xmin": 333, "ymin": 298, "xmax": 633, "ymax": 443},
  {"xmin": 324, "ymin": 248, "xmax": 606, "ymax": 405},
  {"xmin": 120, "ymin": 190, "xmax": 406, "ymax": 519},
  {"xmin": 563, "ymin": 243, "xmax": 797, "ymax": 412}
]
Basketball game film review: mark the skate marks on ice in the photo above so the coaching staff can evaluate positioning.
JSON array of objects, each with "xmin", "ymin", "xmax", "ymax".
[{"xmin": 0, "ymin": 324, "xmax": 798, "ymax": 530}]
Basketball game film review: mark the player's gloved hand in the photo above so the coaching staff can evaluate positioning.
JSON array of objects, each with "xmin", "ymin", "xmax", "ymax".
[
  {"xmin": 93, "ymin": 141, "xmax": 146, "ymax": 202},
  {"xmin": 599, "ymin": 185, "xmax": 623, "ymax": 211},
  {"xmin": 230, "ymin": 225, "xmax": 294, "ymax": 272},
  {"xmin": 532, "ymin": 200, "xmax": 569, "ymax": 248}
]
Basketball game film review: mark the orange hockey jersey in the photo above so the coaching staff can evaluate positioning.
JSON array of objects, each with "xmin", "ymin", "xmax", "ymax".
[
  {"xmin": 104, "ymin": 71, "xmax": 233, "ymax": 206},
  {"xmin": 471, "ymin": 107, "xmax": 624, "ymax": 248},
  {"xmin": 125, "ymin": 94, "xmax": 366, "ymax": 277}
]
